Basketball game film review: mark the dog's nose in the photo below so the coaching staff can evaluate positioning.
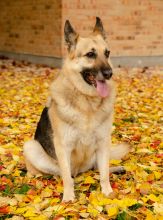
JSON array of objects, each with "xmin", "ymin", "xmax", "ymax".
[{"xmin": 101, "ymin": 68, "xmax": 113, "ymax": 79}]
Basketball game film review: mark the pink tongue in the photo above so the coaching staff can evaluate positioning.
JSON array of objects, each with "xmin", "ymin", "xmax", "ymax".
[{"xmin": 96, "ymin": 80, "xmax": 109, "ymax": 97}]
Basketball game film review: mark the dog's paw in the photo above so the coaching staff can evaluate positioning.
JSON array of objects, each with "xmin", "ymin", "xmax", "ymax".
[
  {"xmin": 102, "ymin": 185, "xmax": 113, "ymax": 197},
  {"xmin": 62, "ymin": 191, "xmax": 75, "ymax": 202},
  {"xmin": 102, "ymin": 186, "xmax": 117, "ymax": 199}
]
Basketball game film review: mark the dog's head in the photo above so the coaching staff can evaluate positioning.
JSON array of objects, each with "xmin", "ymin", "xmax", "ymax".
[{"xmin": 63, "ymin": 17, "xmax": 113, "ymax": 98}]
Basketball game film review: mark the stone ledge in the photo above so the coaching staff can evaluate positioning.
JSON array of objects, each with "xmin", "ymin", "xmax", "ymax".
[{"xmin": 0, "ymin": 51, "xmax": 163, "ymax": 68}]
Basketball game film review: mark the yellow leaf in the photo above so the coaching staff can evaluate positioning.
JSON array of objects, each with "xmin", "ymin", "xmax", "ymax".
[
  {"xmin": 139, "ymin": 182, "xmax": 151, "ymax": 195},
  {"xmin": 29, "ymin": 215, "xmax": 47, "ymax": 220},
  {"xmin": 33, "ymin": 196, "xmax": 42, "ymax": 204},
  {"xmin": 41, "ymin": 187, "xmax": 53, "ymax": 198},
  {"xmin": 153, "ymin": 171, "xmax": 161, "ymax": 180},
  {"xmin": 50, "ymin": 197, "xmax": 60, "ymax": 205},
  {"xmin": 89, "ymin": 191, "xmax": 112, "ymax": 206},
  {"xmin": 43, "ymin": 205, "xmax": 64, "ymax": 217},
  {"xmin": 13, "ymin": 169, "xmax": 21, "ymax": 177},
  {"xmin": 148, "ymin": 194, "xmax": 159, "ymax": 202},
  {"xmin": 124, "ymin": 164, "xmax": 137, "ymax": 171},
  {"xmin": 15, "ymin": 207, "xmax": 28, "ymax": 214},
  {"xmin": 56, "ymin": 184, "xmax": 63, "ymax": 193},
  {"xmin": 107, "ymin": 205, "xmax": 118, "ymax": 217},
  {"xmin": 137, "ymin": 148, "xmax": 152, "ymax": 153},
  {"xmin": 112, "ymin": 198, "xmax": 137, "ymax": 209},
  {"xmin": 110, "ymin": 159, "xmax": 121, "ymax": 165},
  {"xmin": 145, "ymin": 213, "xmax": 157, "ymax": 220},
  {"xmin": 84, "ymin": 176, "xmax": 95, "ymax": 184},
  {"xmin": 141, "ymin": 196, "xmax": 148, "ymax": 203},
  {"xmin": 87, "ymin": 204, "xmax": 99, "ymax": 217},
  {"xmin": 23, "ymin": 209, "xmax": 38, "ymax": 217}
]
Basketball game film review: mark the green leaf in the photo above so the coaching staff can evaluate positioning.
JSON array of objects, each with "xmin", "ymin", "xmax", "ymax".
[
  {"xmin": 89, "ymin": 183, "xmax": 97, "ymax": 191},
  {"xmin": 116, "ymin": 211, "xmax": 127, "ymax": 220},
  {"xmin": 116, "ymin": 211, "xmax": 134, "ymax": 220},
  {"xmin": 2, "ymin": 185, "xmax": 11, "ymax": 196},
  {"xmin": 144, "ymin": 168, "xmax": 152, "ymax": 174},
  {"xmin": 43, "ymin": 174, "xmax": 54, "ymax": 179},
  {"xmin": 129, "ymin": 203, "xmax": 142, "ymax": 210},
  {"xmin": 0, "ymin": 214, "xmax": 13, "ymax": 220},
  {"xmin": 147, "ymin": 205, "xmax": 154, "ymax": 211},
  {"xmin": 20, "ymin": 169, "xmax": 27, "ymax": 177},
  {"xmin": 15, "ymin": 184, "xmax": 31, "ymax": 194},
  {"xmin": 122, "ymin": 116, "xmax": 136, "ymax": 123}
]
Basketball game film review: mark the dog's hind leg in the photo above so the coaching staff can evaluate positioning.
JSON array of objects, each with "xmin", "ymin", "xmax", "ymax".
[
  {"xmin": 23, "ymin": 140, "xmax": 60, "ymax": 175},
  {"xmin": 25, "ymin": 158, "xmax": 42, "ymax": 175}
]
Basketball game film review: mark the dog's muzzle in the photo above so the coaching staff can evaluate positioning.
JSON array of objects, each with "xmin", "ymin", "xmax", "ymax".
[
  {"xmin": 80, "ymin": 67, "xmax": 113, "ymax": 97},
  {"xmin": 101, "ymin": 67, "xmax": 113, "ymax": 80},
  {"xmin": 81, "ymin": 67, "xmax": 113, "ymax": 87}
]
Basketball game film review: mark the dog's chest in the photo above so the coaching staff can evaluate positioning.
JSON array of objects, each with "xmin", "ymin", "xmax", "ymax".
[
  {"xmin": 60, "ymin": 96, "xmax": 113, "ymax": 144},
  {"xmin": 71, "ymin": 139, "xmax": 96, "ymax": 176}
]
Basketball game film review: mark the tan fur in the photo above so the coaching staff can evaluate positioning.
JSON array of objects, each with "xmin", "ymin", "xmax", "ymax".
[
  {"xmin": 23, "ymin": 18, "xmax": 130, "ymax": 202},
  {"xmin": 25, "ymin": 158, "xmax": 42, "ymax": 175}
]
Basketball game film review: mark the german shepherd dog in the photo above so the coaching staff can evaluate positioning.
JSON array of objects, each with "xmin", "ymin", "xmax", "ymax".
[{"xmin": 23, "ymin": 17, "xmax": 129, "ymax": 202}]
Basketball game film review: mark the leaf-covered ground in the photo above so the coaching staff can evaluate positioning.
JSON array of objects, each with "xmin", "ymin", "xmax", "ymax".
[{"xmin": 0, "ymin": 58, "xmax": 162, "ymax": 220}]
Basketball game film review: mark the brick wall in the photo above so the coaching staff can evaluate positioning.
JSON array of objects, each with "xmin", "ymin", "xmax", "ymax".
[
  {"xmin": 0, "ymin": 0, "xmax": 163, "ymax": 59},
  {"xmin": 62, "ymin": 0, "xmax": 163, "ymax": 57},
  {"xmin": 0, "ymin": 0, "xmax": 62, "ymax": 57}
]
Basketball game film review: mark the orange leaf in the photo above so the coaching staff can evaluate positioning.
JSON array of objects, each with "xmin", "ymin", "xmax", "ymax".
[{"xmin": 0, "ymin": 206, "xmax": 10, "ymax": 214}]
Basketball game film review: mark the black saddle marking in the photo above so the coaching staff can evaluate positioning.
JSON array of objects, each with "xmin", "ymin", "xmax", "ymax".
[{"xmin": 34, "ymin": 107, "xmax": 56, "ymax": 159}]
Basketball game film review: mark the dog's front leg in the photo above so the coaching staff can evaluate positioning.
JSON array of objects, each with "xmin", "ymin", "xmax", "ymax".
[
  {"xmin": 96, "ymin": 141, "xmax": 113, "ymax": 196},
  {"xmin": 54, "ymin": 137, "xmax": 74, "ymax": 202}
]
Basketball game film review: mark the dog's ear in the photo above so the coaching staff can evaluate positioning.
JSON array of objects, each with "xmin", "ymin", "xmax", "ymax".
[
  {"xmin": 93, "ymin": 17, "xmax": 106, "ymax": 39},
  {"xmin": 64, "ymin": 20, "xmax": 78, "ymax": 51}
]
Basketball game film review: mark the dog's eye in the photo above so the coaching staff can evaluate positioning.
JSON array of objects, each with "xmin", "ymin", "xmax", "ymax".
[
  {"xmin": 104, "ymin": 49, "xmax": 110, "ymax": 58},
  {"xmin": 85, "ymin": 52, "xmax": 96, "ymax": 59}
]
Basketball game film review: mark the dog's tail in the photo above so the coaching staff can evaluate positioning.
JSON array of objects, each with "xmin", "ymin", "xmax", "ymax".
[{"xmin": 110, "ymin": 143, "xmax": 130, "ymax": 160}]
